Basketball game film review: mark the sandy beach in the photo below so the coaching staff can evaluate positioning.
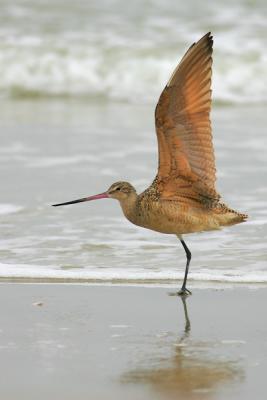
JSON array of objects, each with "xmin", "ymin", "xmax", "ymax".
[{"xmin": 0, "ymin": 283, "xmax": 266, "ymax": 400}]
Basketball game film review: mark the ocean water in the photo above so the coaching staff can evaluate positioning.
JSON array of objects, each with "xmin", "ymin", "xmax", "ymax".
[
  {"xmin": 0, "ymin": 0, "xmax": 266, "ymax": 286},
  {"xmin": 0, "ymin": 0, "xmax": 267, "ymax": 104}
]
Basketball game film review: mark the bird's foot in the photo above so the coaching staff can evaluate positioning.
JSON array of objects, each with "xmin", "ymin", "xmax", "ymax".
[
  {"xmin": 177, "ymin": 287, "xmax": 192, "ymax": 297},
  {"xmin": 168, "ymin": 287, "xmax": 192, "ymax": 297}
]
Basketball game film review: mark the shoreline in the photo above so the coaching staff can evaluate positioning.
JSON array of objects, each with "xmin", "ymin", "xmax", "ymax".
[{"xmin": 1, "ymin": 276, "xmax": 267, "ymax": 291}]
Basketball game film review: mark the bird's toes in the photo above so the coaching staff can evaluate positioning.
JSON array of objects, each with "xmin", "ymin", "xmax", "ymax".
[
  {"xmin": 177, "ymin": 288, "xmax": 192, "ymax": 297},
  {"xmin": 168, "ymin": 288, "xmax": 192, "ymax": 296}
]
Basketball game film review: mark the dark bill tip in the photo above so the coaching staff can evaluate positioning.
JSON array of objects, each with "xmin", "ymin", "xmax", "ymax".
[{"xmin": 52, "ymin": 197, "xmax": 88, "ymax": 207}]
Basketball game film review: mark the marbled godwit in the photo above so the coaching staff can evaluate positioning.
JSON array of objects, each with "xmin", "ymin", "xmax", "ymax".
[{"xmin": 53, "ymin": 32, "xmax": 247, "ymax": 295}]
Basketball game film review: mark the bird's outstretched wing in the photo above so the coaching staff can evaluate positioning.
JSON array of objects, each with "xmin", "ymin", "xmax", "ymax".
[{"xmin": 154, "ymin": 32, "xmax": 220, "ymax": 204}]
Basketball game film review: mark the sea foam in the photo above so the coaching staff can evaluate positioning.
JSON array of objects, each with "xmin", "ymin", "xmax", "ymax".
[
  {"xmin": 0, "ymin": 0, "xmax": 266, "ymax": 104},
  {"xmin": 1, "ymin": 263, "xmax": 267, "ymax": 286},
  {"xmin": 0, "ymin": 204, "xmax": 23, "ymax": 215}
]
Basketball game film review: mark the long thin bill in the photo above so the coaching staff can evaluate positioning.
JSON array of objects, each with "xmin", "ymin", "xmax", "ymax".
[{"xmin": 52, "ymin": 192, "xmax": 109, "ymax": 207}]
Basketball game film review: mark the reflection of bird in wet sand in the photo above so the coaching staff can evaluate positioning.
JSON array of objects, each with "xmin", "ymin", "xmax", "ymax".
[
  {"xmin": 53, "ymin": 32, "xmax": 247, "ymax": 295},
  {"xmin": 122, "ymin": 297, "xmax": 242, "ymax": 400}
]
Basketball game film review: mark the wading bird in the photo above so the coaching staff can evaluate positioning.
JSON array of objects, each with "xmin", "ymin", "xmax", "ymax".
[{"xmin": 53, "ymin": 33, "xmax": 247, "ymax": 295}]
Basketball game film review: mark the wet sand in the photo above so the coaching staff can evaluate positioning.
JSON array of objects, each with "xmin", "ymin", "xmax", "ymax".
[{"xmin": 0, "ymin": 284, "xmax": 266, "ymax": 400}]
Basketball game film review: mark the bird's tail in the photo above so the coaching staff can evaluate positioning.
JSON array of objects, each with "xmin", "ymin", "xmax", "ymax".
[{"xmin": 215, "ymin": 203, "xmax": 248, "ymax": 227}]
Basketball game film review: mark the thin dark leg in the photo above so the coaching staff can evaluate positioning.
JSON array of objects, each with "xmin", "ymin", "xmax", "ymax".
[{"xmin": 178, "ymin": 239, "xmax": 192, "ymax": 296}]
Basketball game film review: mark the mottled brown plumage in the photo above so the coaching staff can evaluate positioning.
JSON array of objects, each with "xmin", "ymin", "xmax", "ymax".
[{"xmin": 53, "ymin": 33, "xmax": 248, "ymax": 295}]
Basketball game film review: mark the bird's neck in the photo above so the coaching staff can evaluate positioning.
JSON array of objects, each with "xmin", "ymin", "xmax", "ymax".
[{"xmin": 119, "ymin": 193, "xmax": 138, "ymax": 223}]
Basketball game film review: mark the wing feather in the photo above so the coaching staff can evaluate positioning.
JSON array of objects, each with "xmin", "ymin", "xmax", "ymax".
[{"xmin": 155, "ymin": 32, "xmax": 219, "ymax": 203}]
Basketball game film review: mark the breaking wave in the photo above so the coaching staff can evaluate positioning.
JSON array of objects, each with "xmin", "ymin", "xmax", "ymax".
[{"xmin": 0, "ymin": 0, "xmax": 266, "ymax": 104}]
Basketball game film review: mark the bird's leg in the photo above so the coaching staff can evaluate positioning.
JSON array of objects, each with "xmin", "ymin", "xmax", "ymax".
[
  {"xmin": 178, "ymin": 237, "xmax": 192, "ymax": 296},
  {"xmin": 180, "ymin": 295, "xmax": 191, "ymax": 336}
]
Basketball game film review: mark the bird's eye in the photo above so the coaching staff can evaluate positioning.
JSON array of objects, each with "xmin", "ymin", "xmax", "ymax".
[{"xmin": 116, "ymin": 187, "xmax": 121, "ymax": 191}]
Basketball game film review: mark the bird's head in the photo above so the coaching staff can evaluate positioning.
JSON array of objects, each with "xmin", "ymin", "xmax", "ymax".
[
  {"xmin": 52, "ymin": 181, "xmax": 137, "ymax": 207},
  {"xmin": 106, "ymin": 181, "xmax": 137, "ymax": 201}
]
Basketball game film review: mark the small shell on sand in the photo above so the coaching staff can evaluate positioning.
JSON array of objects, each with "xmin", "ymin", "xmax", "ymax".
[{"xmin": 32, "ymin": 302, "xmax": 44, "ymax": 307}]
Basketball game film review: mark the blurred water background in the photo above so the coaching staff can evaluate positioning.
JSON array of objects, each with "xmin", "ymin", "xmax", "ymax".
[{"xmin": 0, "ymin": 0, "xmax": 266, "ymax": 286}]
